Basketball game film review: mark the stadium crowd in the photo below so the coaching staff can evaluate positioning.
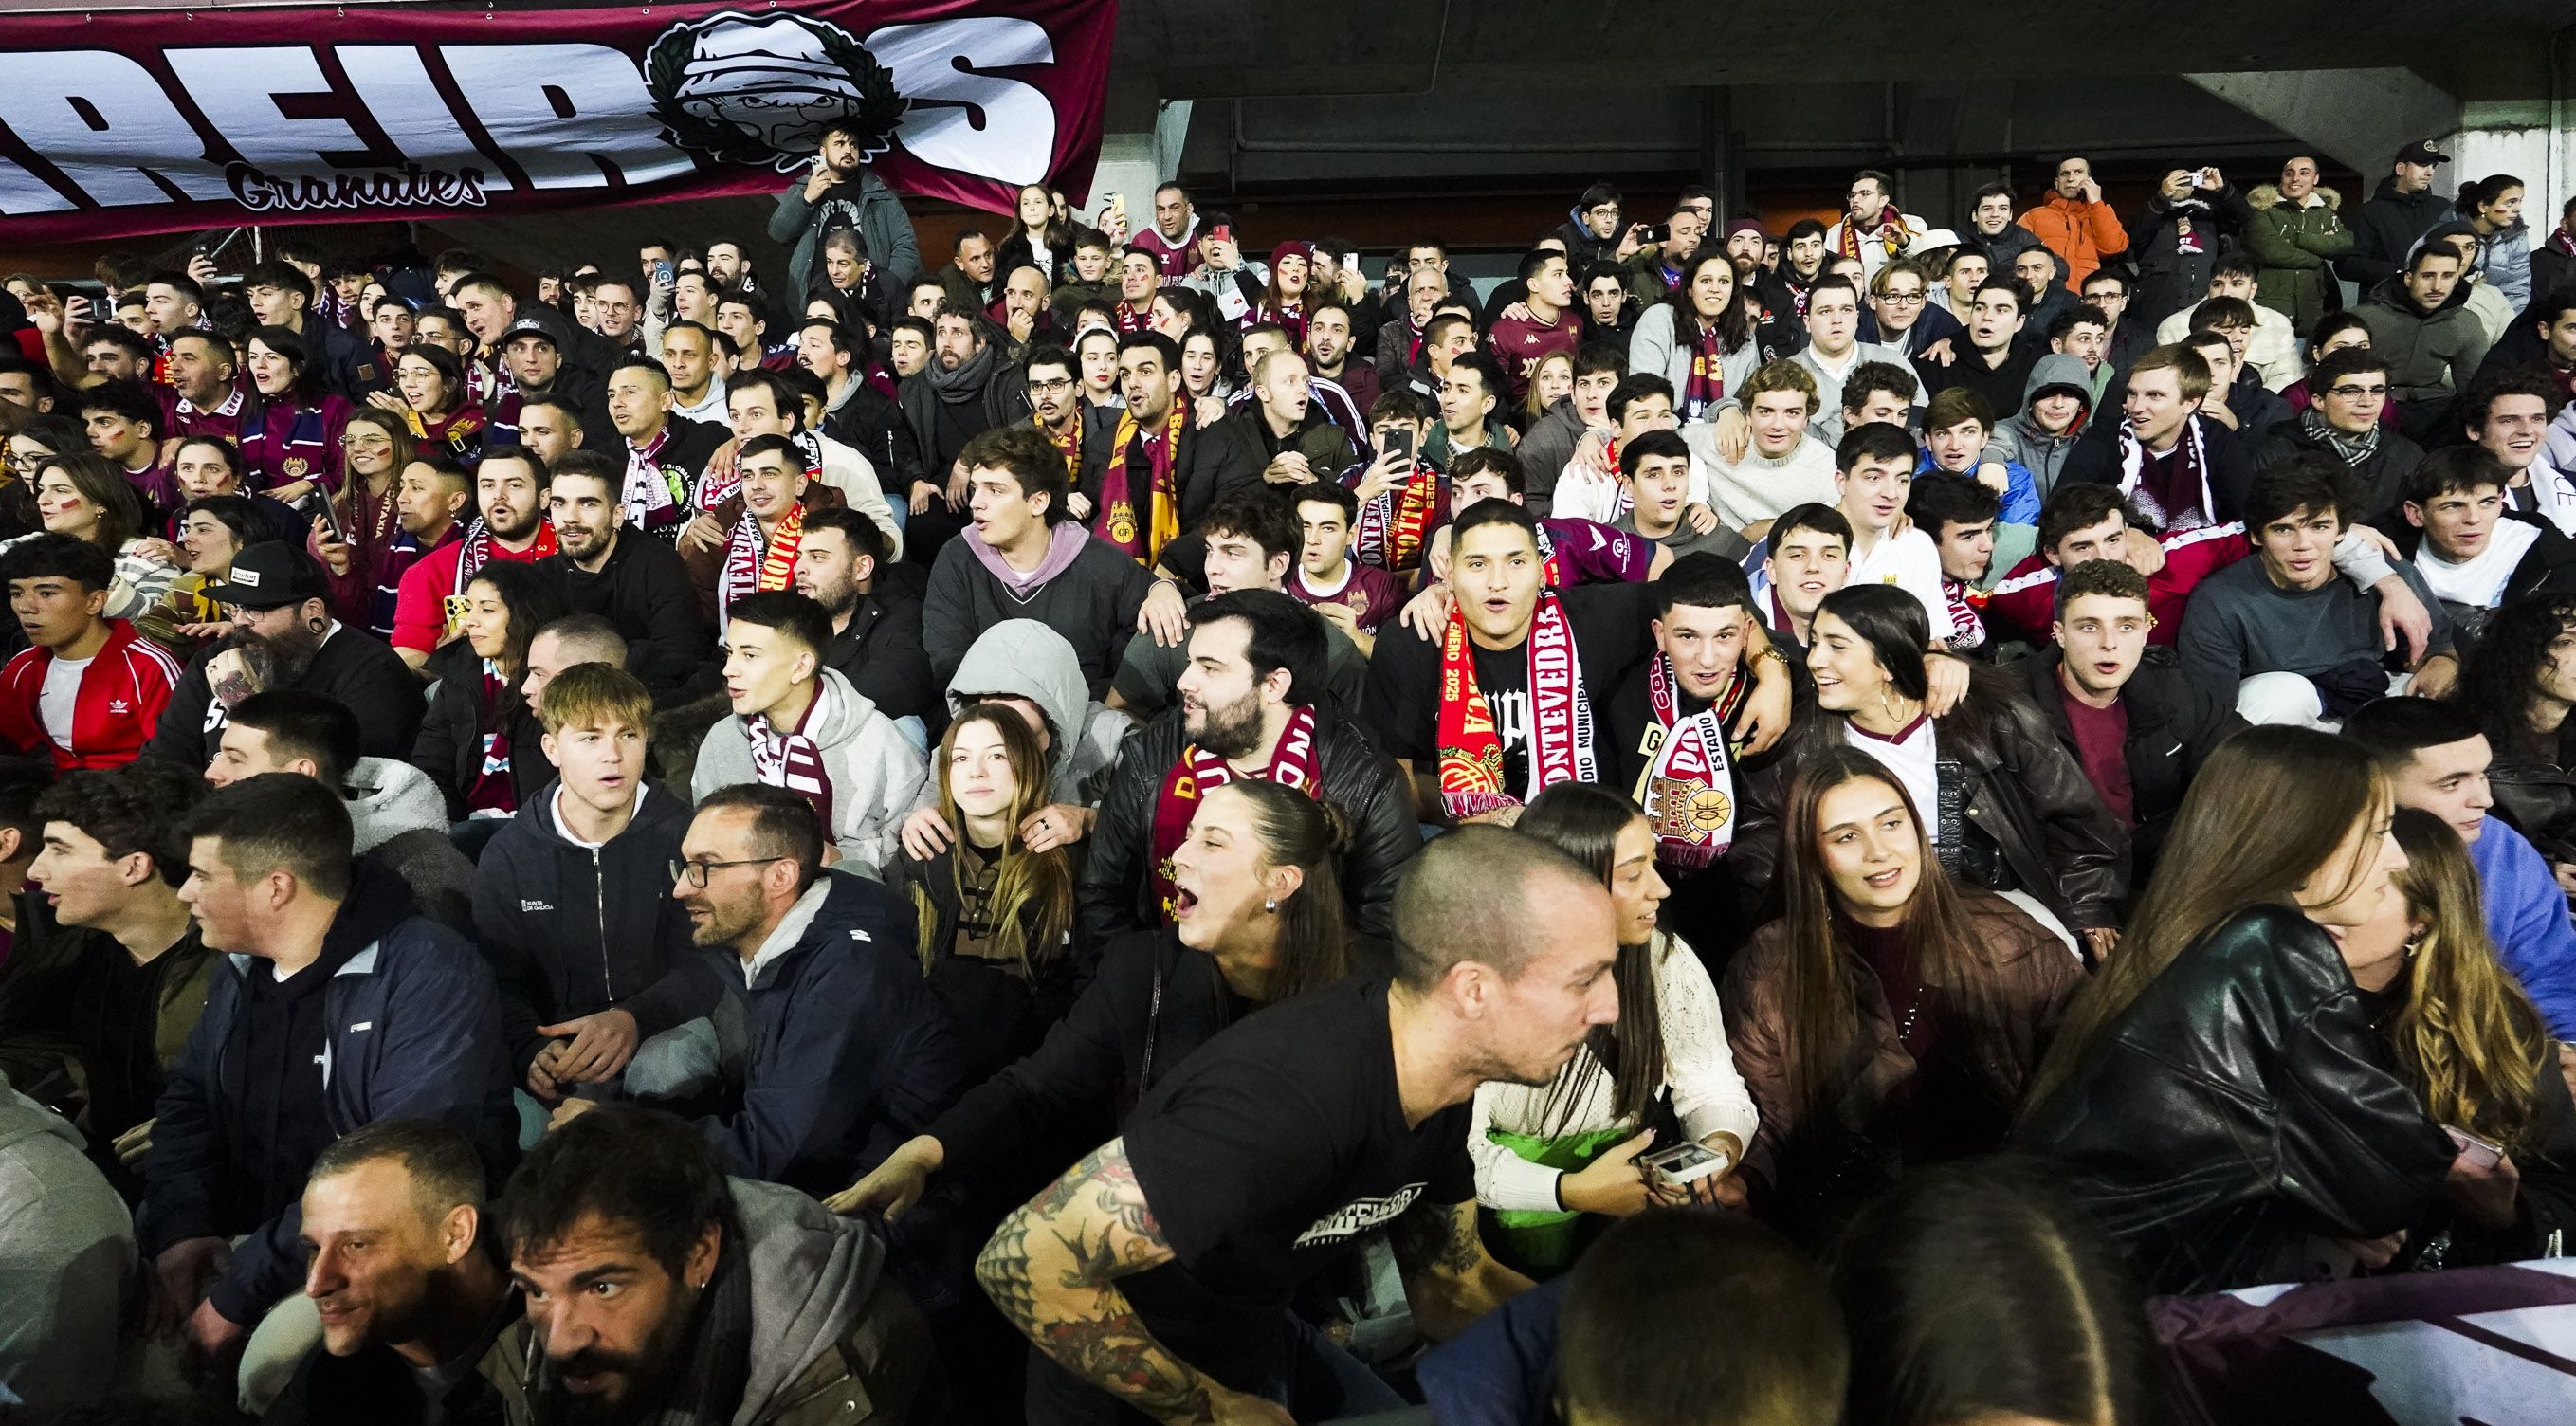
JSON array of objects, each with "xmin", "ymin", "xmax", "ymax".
[{"xmin": 5, "ymin": 120, "xmax": 2576, "ymax": 1426}]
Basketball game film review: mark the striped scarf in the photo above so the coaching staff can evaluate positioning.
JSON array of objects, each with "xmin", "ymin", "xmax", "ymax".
[
  {"xmin": 719, "ymin": 499, "xmax": 806, "ymax": 613},
  {"xmin": 748, "ymin": 681, "xmax": 835, "ymax": 833}
]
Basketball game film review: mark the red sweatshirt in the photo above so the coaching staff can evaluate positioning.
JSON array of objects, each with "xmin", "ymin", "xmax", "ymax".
[{"xmin": 1980, "ymin": 522, "xmax": 2249, "ymax": 647}]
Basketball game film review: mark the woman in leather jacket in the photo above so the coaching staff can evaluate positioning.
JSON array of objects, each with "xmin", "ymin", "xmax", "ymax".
[
  {"xmin": 2019, "ymin": 727, "xmax": 2458, "ymax": 1294},
  {"xmin": 824, "ymin": 778, "xmax": 1357, "ymax": 1218},
  {"xmin": 2353, "ymin": 809, "xmax": 2576, "ymax": 1269},
  {"xmin": 1725, "ymin": 747, "xmax": 2082, "ymax": 1245},
  {"xmin": 2457, "ymin": 592, "xmax": 2576, "ymax": 868},
  {"xmin": 890, "ymin": 703, "xmax": 1084, "ymax": 1086},
  {"xmin": 1730, "ymin": 583, "xmax": 2130, "ymax": 953}
]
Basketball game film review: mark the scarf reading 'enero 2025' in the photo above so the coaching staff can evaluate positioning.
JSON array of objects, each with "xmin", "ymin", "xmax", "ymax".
[{"xmin": 1435, "ymin": 594, "xmax": 1594, "ymax": 820}]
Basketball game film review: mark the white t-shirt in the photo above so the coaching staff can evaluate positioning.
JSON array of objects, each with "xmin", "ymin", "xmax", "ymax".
[
  {"xmin": 2416, "ymin": 519, "xmax": 2539, "ymax": 611},
  {"xmin": 39, "ymin": 654, "xmax": 92, "ymax": 751},
  {"xmin": 1844, "ymin": 714, "xmax": 1941, "ymax": 842},
  {"xmin": 1845, "ymin": 524, "xmax": 1950, "ymax": 631}
]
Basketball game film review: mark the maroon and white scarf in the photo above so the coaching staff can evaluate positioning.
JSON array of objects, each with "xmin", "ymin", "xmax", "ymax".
[
  {"xmin": 621, "ymin": 427, "xmax": 680, "ymax": 527},
  {"xmin": 747, "ymin": 682, "xmax": 834, "ymax": 832},
  {"xmin": 1633, "ymin": 655, "xmax": 1738, "ymax": 868},
  {"xmin": 1147, "ymin": 703, "xmax": 1321, "ymax": 919},
  {"xmin": 2115, "ymin": 417, "xmax": 2211, "ymax": 533}
]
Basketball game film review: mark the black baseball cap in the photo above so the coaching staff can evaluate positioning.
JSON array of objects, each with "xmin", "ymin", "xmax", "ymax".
[
  {"xmin": 202, "ymin": 541, "xmax": 329, "ymax": 611},
  {"xmin": 500, "ymin": 315, "xmax": 559, "ymax": 348},
  {"xmin": 2397, "ymin": 138, "xmax": 2449, "ymax": 166}
]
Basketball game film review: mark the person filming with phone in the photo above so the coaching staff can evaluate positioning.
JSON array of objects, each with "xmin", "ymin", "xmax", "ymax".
[{"xmin": 771, "ymin": 118, "xmax": 922, "ymax": 302}]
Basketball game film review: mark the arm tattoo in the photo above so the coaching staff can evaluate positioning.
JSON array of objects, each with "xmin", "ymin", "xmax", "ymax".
[
  {"xmin": 1390, "ymin": 1198, "xmax": 1485, "ymax": 1277},
  {"xmin": 976, "ymin": 1139, "xmax": 1215, "ymax": 1422}
]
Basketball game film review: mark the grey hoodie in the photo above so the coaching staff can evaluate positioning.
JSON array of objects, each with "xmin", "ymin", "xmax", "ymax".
[
  {"xmin": 945, "ymin": 618, "xmax": 1131, "ymax": 805},
  {"xmin": 0, "ymin": 1078, "xmax": 135, "ymax": 1408},
  {"xmin": 693, "ymin": 669, "xmax": 930, "ymax": 878},
  {"xmin": 727, "ymin": 1177, "xmax": 883, "ymax": 1426},
  {"xmin": 1996, "ymin": 353, "xmax": 2097, "ymax": 500},
  {"xmin": 347, "ymin": 757, "xmax": 473, "ymax": 932}
]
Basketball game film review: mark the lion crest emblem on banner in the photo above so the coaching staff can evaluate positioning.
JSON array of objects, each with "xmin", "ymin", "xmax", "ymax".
[{"xmin": 646, "ymin": 11, "xmax": 908, "ymax": 171}]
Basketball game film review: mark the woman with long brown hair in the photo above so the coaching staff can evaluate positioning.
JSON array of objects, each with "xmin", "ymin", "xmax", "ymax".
[
  {"xmin": 1725, "ymin": 746, "xmax": 2079, "ymax": 1243},
  {"xmin": 309, "ymin": 406, "xmax": 418, "ymax": 638},
  {"xmin": 826, "ymin": 777, "xmax": 1356, "ymax": 1216},
  {"xmin": 2347, "ymin": 807, "xmax": 2576, "ymax": 1267},
  {"xmin": 410, "ymin": 560, "xmax": 568, "ymax": 828},
  {"xmin": 2019, "ymin": 727, "xmax": 2457, "ymax": 1293},
  {"xmin": 0, "ymin": 450, "xmax": 175, "ymax": 621},
  {"xmin": 893, "ymin": 702, "xmax": 1083, "ymax": 1081},
  {"xmin": 1471, "ymin": 782, "xmax": 1759, "ymax": 1272}
]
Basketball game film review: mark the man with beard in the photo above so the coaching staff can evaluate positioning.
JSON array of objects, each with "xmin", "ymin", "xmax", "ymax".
[
  {"xmin": 550, "ymin": 788, "xmax": 958, "ymax": 1199},
  {"xmin": 541, "ymin": 450, "xmax": 706, "ymax": 697},
  {"xmin": 390, "ymin": 446, "xmax": 560, "ymax": 672},
  {"xmin": 1129, "ymin": 181, "xmax": 1203, "ymax": 281},
  {"xmin": 158, "ymin": 331, "xmax": 246, "ymax": 449},
  {"xmin": 140, "ymin": 774, "xmax": 513, "ymax": 1402},
  {"xmin": 1020, "ymin": 344, "xmax": 1098, "ymax": 522},
  {"xmin": 897, "ymin": 304, "xmax": 1032, "ymax": 564},
  {"xmin": 503, "ymin": 1103, "xmax": 933, "ymax": 1426},
  {"xmin": 680, "ymin": 434, "xmax": 850, "ymax": 627},
  {"xmin": 604, "ymin": 357, "xmax": 728, "ymax": 541},
  {"xmin": 1302, "ymin": 299, "xmax": 1379, "ymax": 430},
  {"xmin": 792, "ymin": 322, "xmax": 923, "ymax": 517},
  {"xmin": 770, "ymin": 118, "xmax": 922, "ymax": 298},
  {"xmin": 794, "ymin": 506, "xmax": 934, "ymax": 724},
  {"xmin": 147, "ymin": 542, "xmax": 423, "ymax": 764},
  {"xmin": 264, "ymin": 1120, "xmax": 527, "ymax": 1426},
  {"xmin": 484, "ymin": 312, "xmax": 617, "ymax": 453},
  {"xmin": 1109, "ymin": 489, "xmax": 1369, "ymax": 719},
  {"xmin": 982, "ymin": 828, "xmax": 1585, "ymax": 1425},
  {"xmin": 1085, "ymin": 585, "xmax": 1416, "ymax": 942},
  {"xmin": 1823, "ymin": 170, "xmax": 1928, "ymax": 282}
]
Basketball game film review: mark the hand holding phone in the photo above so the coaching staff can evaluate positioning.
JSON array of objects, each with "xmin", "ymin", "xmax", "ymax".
[
  {"xmin": 2444, "ymin": 1124, "xmax": 2504, "ymax": 1171},
  {"xmin": 1641, "ymin": 1141, "xmax": 1732, "ymax": 1188}
]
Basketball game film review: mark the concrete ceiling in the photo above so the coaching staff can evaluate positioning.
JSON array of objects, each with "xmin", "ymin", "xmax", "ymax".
[{"xmin": 1105, "ymin": 1, "xmax": 2567, "ymax": 107}]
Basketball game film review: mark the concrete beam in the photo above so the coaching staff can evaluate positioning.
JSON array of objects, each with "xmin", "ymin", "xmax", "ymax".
[{"xmin": 2182, "ymin": 69, "xmax": 2459, "ymax": 180}]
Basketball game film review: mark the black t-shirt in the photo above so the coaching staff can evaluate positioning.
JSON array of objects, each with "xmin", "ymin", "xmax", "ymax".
[
  {"xmin": 1120, "ymin": 978, "xmax": 1474, "ymax": 1390},
  {"xmin": 1359, "ymin": 581, "xmax": 1653, "ymax": 794}
]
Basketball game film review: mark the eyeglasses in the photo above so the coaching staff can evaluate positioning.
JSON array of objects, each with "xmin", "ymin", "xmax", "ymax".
[
  {"xmin": 1878, "ymin": 291, "xmax": 1927, "ymax": 304},
  {"xmin": 340, "ymin": 435, "xmax": 392, "ymax": 449},
  {"xmin": 1028, "ymin": 376, "xmax": 1076, "ymax": 393},
  {"xmin": 669, "ymin": 855, "xmax": 788, "ymax": 887},
  {"xmin": 5, "ymin": 451, "xmax": 44, "ymax": 473},
  {"xmin": 2325, "ymin": 384, "xmax": 2389, "ymax": 399}
]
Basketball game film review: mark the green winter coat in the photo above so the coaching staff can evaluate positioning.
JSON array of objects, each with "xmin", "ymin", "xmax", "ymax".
[{"xmin": 2243, "ymin": 185, "xmax": 2353, "ymax": 337}]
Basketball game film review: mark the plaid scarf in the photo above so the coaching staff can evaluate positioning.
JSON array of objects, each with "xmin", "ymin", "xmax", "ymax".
[
  {"xmin": 2115, "ymin": 417, "xmax": 2211, "ymax": 533},
  {"xmin": 1435, "ymin": 593, "xmax": 1593, "ymax": 820},
  {"xmin": 2301, "ymin": 406, "xmax": 2382, "ymax": 469},
  {"xmin": 1634, "ymin": 655, "xmax": 1740, "ymax": 868},
  {"xmin": 748, "ymin": 681, "xmax": 835, "ymax": 833},
  {"xmin": 1147, "ymin": 702, "xmax": 1320, "ymax": 920},
  {"xmin": 719, "ymin": 498, "xmax": 807, "ymax": 612},
  {"xmin": 1838, "ymin": 206, "xmax": 1912, "ymax": 259},
  {"xmin": 1682, "ymin": 317, "xmax": 1728, "ymax": 421},
  {"xmin": 1353, "ymin": 463, "xmax": 1444, "ymax": 572},
  {"xmin": 1094, "ymin": 400, "xmax": 1185, "ymax": 563}
]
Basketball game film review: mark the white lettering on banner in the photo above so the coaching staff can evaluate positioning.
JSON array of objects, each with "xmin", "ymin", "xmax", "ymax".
[
  {"xmin": 0, "ymin": 50, "xmax": 232, "ymax": 210},
  {"xmin": 441, "ymin": 44, "xmax": 695, "ymax": 191},
  {"xmin": 338, "ymin": 45, "xmax": 516, "ymax": 196},
  {"xmin": 868, "ymin": 18, "xmax": 1058, "ymax": 185},
  {"xmin": 165, "ymin": 47, "xmax": 371, "ymax": 174}
]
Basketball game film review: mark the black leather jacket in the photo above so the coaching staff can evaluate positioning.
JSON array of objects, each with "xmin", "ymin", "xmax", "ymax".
[
  {"xmin": 1079, "ymin": 706, "xmax": 1418, "ymax": 942},
  {"xmin": 1733, "ymin": 673, "xmax": 2131, "ymax": 932},
  {"xmin": 2019, "ymin": 905, "xmax": 2457, "ymax": 1294}
]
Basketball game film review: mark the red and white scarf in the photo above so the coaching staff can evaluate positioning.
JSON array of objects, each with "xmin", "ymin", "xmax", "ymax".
[
  {"xmin": 748, "ymin": 682, "xmax": 835, "ymax": 832},
  {"xmin": 1434, "ymin": 594, "xmax": 1594, "ymax": 820},
  {"xmin": 1682, "ymin": 318, "xmax": 1728, "ymax": 421},
  {"xmin": 720, "ymin": 499, "xmax": 807, "ymax": 612},
  {"xmin": 444, "ymin": 518, "xmax": 558, "ymax": 639},
  {"xmin": 1147, "ymin": 703, "xmax": 1320, "ymax": 919},
  {"xmin": 2115, "ymin": 417, "xmax": 2211, "ymax": 533},
  {"xmin": 621, "ymin": 428, "xmax": 683, "ymax": 528},
  {"xmin": 1353, "ymin": 464, "xmax": 1443, "ymax": 572},
  {"xmin": 1633, "ymin": 655, "xmax": 1739, "ymax": 868},
  {"xmin": 1094, "ymin": 400, "xmax": 1185, "ymax": 564}
]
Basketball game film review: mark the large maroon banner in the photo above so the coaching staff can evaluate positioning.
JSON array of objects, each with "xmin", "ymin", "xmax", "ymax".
[{"xmin": 0, "ymin": 0, "xmax": 1118, "ymax": 243}]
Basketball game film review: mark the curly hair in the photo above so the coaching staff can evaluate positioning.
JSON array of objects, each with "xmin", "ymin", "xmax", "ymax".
[{"xmin": 2456, "ymin": 593, "xmax": 2576, "ymax": 760}]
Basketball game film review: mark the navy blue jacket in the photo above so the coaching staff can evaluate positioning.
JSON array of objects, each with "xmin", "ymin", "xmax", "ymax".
[
  {"xmin": 701, "ymin": 868, "xmax": 965, "ymax": 1197},
  {"xmin": 143, "ymin": 867, "xmax": 516, "ymax": 1324}
]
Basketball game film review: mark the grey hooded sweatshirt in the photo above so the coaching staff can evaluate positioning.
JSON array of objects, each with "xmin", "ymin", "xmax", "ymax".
[
  {"xmin": 0, "ymin": 1078, "xmax": 135, "ymax": 1409},
  {"xmin": 348, "ymin": 756, "xmax": 474, "ymax": 932},
  {"xmin": 944, "ymin": 617, "xmax": 1131, "ymax": 806},
  {"xmin": 1996, "ymin": 353, "xmax": 2097, "ymax": 501}
]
